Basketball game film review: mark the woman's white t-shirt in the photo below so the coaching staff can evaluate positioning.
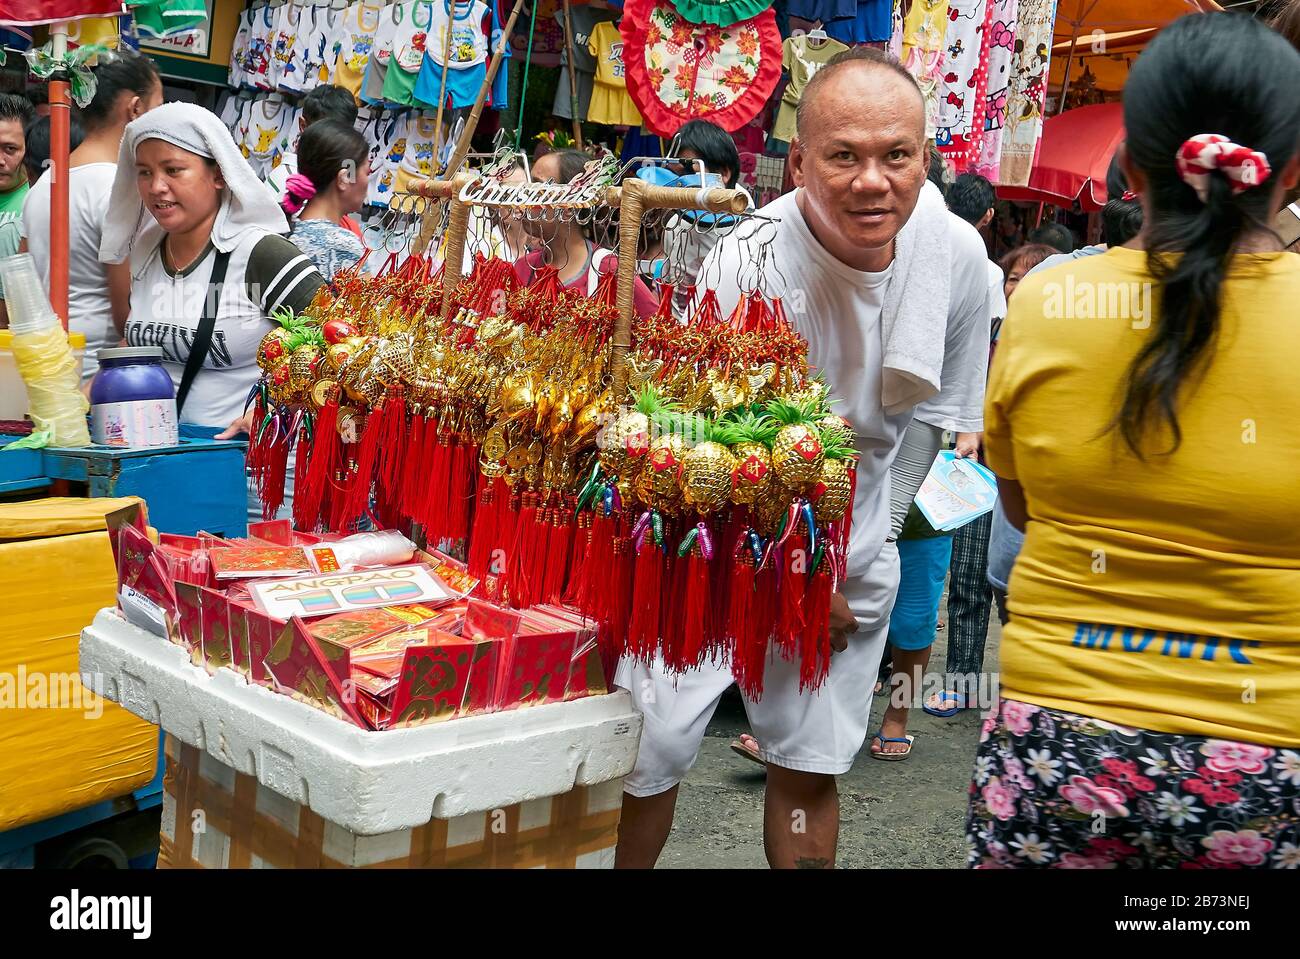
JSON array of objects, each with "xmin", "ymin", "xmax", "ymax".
[
  {"xmin": 21, "ymin": 163, "xmax": 119, "ymax": 382},
  {"xmin": 124, "ymin": 230, "xmax": 324, "ymax": 428}
]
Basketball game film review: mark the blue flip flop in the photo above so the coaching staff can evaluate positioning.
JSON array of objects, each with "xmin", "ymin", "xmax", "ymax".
[
  {"xmin": 923, "ymin": 690, "xmax": 969, "ymax": 718},
  {"xmin": 870, "ymin": 731, "xmax": 915, "ymax": 761}
]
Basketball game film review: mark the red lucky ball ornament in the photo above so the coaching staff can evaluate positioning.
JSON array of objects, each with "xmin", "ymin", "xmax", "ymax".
[
  {"xmin": 619, "ymin": 0, "xmax": 781, "ymax": 139},
  {"xmin": 322, "ymin": 318, "xmax": 359, "ymax": 344}
]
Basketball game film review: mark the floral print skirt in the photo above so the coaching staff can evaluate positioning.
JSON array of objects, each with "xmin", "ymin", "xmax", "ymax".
[{"xmin": 967, "ymin": 697, "xmax": 1300, "ymax": 868}]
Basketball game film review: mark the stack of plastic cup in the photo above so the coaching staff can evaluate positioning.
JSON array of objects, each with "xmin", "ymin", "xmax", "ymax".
[{"xmin": 1, "ymin": 253, "xmax": 90, "ymax": 446}]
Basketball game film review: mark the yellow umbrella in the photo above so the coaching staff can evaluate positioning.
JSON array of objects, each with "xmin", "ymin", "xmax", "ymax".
[{"xmin": 1052, "ymin": 0, "xmax": 1222, "ymax": 107}]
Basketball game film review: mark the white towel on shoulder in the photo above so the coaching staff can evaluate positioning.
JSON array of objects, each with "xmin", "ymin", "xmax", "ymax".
[
  {"xmin": 100, "ymin": 101, "xmax": 289, "ymax": 267},
  {"xmin": 879, "ymin": 179, "xmax": 951, "ymax": 414}
]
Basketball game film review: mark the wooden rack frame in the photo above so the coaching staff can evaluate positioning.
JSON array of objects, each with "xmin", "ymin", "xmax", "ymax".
[{"xmin": 404, "ymin": 174, "xmax": 747, "ymax": 395}]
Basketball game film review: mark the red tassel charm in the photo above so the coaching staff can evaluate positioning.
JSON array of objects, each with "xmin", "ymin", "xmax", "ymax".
[
  {"xmin": 604, "ymin": 529, "xmax": 634, "ymax": 659},
  {"xmin": 448, "ymin": 439, "xmax": 475, "ymax": 544},
  {"xmin": 376, "ymin": 387, "xmax": 408, "ymax": 506},
  {"xmin": 660, "ymin": 546, "xmax": 687, "ymax": 673},
  {"xmin": 800, "ymin": 566, "xmax": 834, "ymax": 692},
  {"xmin": 777, "ymin": 533, "xmax": 809, "ymax": 659},
  {"xmin": 679, "ymin": 550, "xmax": 711, "ymax": 669},
  {"xmin": 341, "ymin": 398, "xmax": 385, "ymax": 529},
  {"xmin": 729, "ymin": 554, "xmax": 766, "ymax": 698},
  {"xmin": 294, "ymin": 394, "xmax": 340, "ymax": 532},
  {"xmin": 541, "ymin": 495, "xmax": 574, "ymax": 603},
  {"xmin": 505, "ymin": 490, "xmax": 540, "ymax": 608},
  {"xmin": 563, "ymin": 509, "xmax": 592, "ymax": 607},
  {"xmin": 399, "ymin": 414, "xmax": 428, "ymax": 522},
  {"xmin": 260, "ymin": 425, "xmax": 291, "ymax": 521},
  {"xmin": 590, "ymin": 512, "xmax": 620, "ymax": 620},
  {"xmin": 291, "ymin": 423, "xmax": 311, "ymax": 526},
  {"xmin": 466, "ymin": 472, "xmax": 498, "ymax": 579},
  {"xmin": 627, "ymin": 541, "xmax": 665, "ymax": 661},
  {"xmin": 245, "ymin": 388, "xmax": 268, "ymax": 496},
  {"xmin": 424, "ymin": 430, "xmax": 452, "ymax": 540}
]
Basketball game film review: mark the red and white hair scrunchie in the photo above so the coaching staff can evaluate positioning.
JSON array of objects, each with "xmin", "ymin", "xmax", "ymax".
[{"xmin": 1174, "ymin": 133, "xmax": 1272, "ymax": 202}]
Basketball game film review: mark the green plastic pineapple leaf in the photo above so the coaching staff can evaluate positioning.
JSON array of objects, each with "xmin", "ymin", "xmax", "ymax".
[
  {"xmin": 725, "ymin": 408, "xmax": 780, "ymax": 445},
  {"xmin": 820, "ymin": 426, "xmax": 857, "ymax": 461},
  {"xmin": 765, "ymin": 396, "xmax": 819, "ymax": 425}
]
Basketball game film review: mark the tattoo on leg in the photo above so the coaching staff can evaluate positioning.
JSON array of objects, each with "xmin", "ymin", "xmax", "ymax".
[{"xmin": 794, "ymin": 857, "xmax": 830, "ymax": 869}]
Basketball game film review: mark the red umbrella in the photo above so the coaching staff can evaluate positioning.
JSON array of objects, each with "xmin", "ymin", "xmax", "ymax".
[
  {"xmin": 0, "ymin": 1, "xmax": 121, "ymax": 24},
  {"xmin": 997, "ymin": 102, "xmax": 1124, "ymax": 211}
]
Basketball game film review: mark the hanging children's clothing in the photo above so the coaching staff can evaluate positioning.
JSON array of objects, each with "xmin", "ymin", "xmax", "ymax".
[
  {"xmin": 393, "ymin": 113, "xmax": 440, "ymax": 195},
  {"xmin": 362, "ymin": 0, "xmax": 405, "ymax": 104},
  {"xmin": 229, "ymin": 5, "xmax": 256, "ymax": 87},
  {"xmin": 824, "ymin": 0, "xmax": 894, "ymax": 44},
  {"xmin": 269, "ymin": 2, "xmax": 308, "ymax": 93},
  {"xmin": 772, "ymin": 34, "xmax": 847, "ymax": 142},
  {"xmin": 245, "ymin": 98, "xmax": 297, "ymax": 179},
  {"xmin": 366, "ymin": 110, "xmax": 411, "ymax": 206},
  {"xmin": 586, "ymin": 20, "xmax": 640, "ymax": 127},
  {"xmin": 227, "ymin": 96, "xmax": 259, "ymax": 162},
  {"xmin": 427, "ymin": 0, "xmax": 489, "ymax": 69},
  {"xmin": 247, "ymin": 3, "xmax": 279, "ymax": 91},
  {"xmin": 299, "ymin": 4, "xmax": 340, "ymax": 91},
  {"xmin": 334, "ymin": 1, "xmax": 388, "ymax": 99},
  {"xmin": 414, "ymin": 0, "xmax": 506, "ymax": 111},
  {"xmin": 552, "ymin": 5, "xmax": 615, "ymax": 121},
  {"xmin": 382, "ymin": 0, "xmax": 437, "ymax": 107}
]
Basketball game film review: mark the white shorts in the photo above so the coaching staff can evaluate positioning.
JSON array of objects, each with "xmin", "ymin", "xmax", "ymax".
[{"xmin": 617, "ymin": 543, "xmax": 900, "ymax": 795}]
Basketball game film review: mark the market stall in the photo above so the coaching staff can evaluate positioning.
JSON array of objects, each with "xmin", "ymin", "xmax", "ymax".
[{"xmin": 0, "ymin": 0, "xmax": 1241, "ymax": 873}]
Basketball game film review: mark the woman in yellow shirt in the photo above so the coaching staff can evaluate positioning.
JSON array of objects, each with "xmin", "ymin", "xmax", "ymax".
[{"xmin": 968, "ymin": 13, "xmax": 1300, "ymax": 869}]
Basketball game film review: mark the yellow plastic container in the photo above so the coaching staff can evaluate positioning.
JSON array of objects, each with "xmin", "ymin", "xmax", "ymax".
[
  {"xmin": 0, "ymin": 329, "xmax": 86, "ymax": 422},
  {"xmin": 0, "ymin": 497, "xmax": 159, "ymax": 831}
]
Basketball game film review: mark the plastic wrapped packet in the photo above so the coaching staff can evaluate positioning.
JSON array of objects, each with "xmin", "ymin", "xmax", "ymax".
[{"xmin": 304, "ymin": 529, "xmax": 417, "ymax": 573}]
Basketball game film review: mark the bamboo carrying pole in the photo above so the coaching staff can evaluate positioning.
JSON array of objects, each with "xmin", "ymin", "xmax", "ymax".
[
  {"xmin": 443, "ymin": 0, "xmax": 528, "ymax": 183},
  {"xmin": 610, "ymin": 179, "xmax": 748, "ymax": 395},
  {"xmin": 432, "ymin": 0, "xmax": 457, "ymax": 164},
  {"xmin": 560, "ymin": 0, "xmax": 584, "ymax": 149}
]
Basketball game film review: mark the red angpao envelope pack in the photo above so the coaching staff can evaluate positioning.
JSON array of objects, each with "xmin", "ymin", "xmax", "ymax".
[
  {"xmin": 210, "ymin": 546, "xmax": 311, "ymax": 580},
  {"xmin": 173, "ymin": 581, "xmax": 203, "ymax": 656},
  {"xmin": 198, "ymin": 586, "xmax": 234, "ymax": 673},
  {"xmin": 264, "ymin": 618, "xmax": 366, "ymax": 727},
  {"xmin": 386, "ymin": 629, "xmax": 499, "ymax": 729},
  {"xmin": 527, "ymin": 604, "xmax": 607, "ymax": 701}
]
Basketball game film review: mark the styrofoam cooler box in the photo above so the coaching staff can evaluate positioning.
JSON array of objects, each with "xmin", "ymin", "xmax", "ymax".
[{"xmin": 80, "ymin": 609, "xmax": 642, "ymax": 865}]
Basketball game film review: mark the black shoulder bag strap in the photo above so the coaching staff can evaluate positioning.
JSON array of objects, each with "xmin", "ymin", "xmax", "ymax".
[{"xmin": 176, "ymin": 248, "xmax": 233, "ymax": 416}]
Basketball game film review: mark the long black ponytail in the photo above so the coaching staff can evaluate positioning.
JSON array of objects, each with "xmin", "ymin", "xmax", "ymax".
[{"xmin": 1115, "ymin": 13, "xmax": 1300, "ymax": 457}]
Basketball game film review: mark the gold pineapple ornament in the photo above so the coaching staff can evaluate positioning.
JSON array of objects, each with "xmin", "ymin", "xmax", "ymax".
[
  {"xmin": 288, "ymin": 345, "xmax": 321, "ymax": 393},
  {"xmin": 812, "ymin": 456, "xmax": 854, "ymax": 526},
  {"xmin": 257, "ymin": 328, "xmax": 292, "ymax": 371},
  {"xmin": 598, "ymin": 385, "xmax": 666, "ymax": 480},
  {"xmin": 680, "ymin": 416, "xmax": 739, "ymax": 512},
  {"xmin": 767, "ymin": 397, "xmax": 826, "ymax": 489},
  {"xmin": 726, "ymin": 408, "xmax": 779, "ymax": 507}
]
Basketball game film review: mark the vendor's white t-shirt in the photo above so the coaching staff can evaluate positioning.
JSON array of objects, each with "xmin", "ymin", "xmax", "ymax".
[
  {"xmin": 700, "ymin": 188, "xmax": 989, "ymax": 624},
  {"xmin": 21, "ymin": 163, "xmax": 119, "ymax": 382},
  {"xmin": 912, "ymin": 256, "xmax": 1000, "ymax": 432},
  {"xmin": 124, "ymin": 230, "xmax": 324, "ymax": 429}
]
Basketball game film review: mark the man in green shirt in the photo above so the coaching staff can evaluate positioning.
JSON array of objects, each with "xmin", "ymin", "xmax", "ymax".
[
  {"xmin": 0, "ymin": 93, "xmax": 34, "ymax": 323},
  {"xmin": 0, "ymin": 94, "xmax": 33, "ymax": 217}
]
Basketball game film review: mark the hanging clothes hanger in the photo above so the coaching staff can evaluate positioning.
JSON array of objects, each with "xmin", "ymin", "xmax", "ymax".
[{"xmin": 807, "ymin": 23, "xmax": 828, "ymax": 46}]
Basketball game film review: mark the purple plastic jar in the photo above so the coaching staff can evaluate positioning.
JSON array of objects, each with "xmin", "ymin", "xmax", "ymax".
[{"xmin": 90, "ymin": 347, "xmax": 179, "ymax": 448}]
